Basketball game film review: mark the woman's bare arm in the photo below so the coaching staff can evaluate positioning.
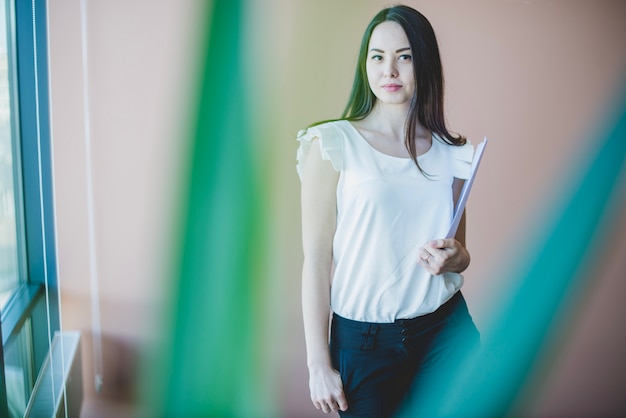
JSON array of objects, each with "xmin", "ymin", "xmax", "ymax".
[{"xmin": 300, "ymin": 138, "xmax": 347, "ymax": 413}]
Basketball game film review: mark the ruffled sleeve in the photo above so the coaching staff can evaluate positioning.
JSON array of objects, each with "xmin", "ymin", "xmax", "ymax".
[
  {"xmin": 296, "ymin": 124, "xmax": 344, "ymax": 181},
  {"xmin": 451, "ymin": 140, "xmax": 475, "ymax": 180}
]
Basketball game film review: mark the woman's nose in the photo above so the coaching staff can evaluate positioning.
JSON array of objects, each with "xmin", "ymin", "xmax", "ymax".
[{"xmin": 384, "ymin": 61, "xmax": 398, "ymax": 77}]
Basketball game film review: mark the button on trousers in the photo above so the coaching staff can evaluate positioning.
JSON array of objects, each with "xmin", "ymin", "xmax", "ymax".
[{"xmin": 330, "ymin": 292, "xmax": 480, "ymax": 418}]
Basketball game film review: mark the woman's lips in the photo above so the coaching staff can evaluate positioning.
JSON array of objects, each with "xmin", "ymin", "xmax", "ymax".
[{"xmin": 382, "ymin": 84, "xmax": 402, "ymax": 92}]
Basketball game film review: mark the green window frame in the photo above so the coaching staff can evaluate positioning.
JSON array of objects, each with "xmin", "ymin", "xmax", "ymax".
[{"xmin": 0, "ymin": 0, "xmax": 60, "ymax": 416}]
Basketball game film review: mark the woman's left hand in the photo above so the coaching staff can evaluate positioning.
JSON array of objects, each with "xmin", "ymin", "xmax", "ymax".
[{"xmin": 417, "ymin": 238, "xmax": 470, "ymax": 275}]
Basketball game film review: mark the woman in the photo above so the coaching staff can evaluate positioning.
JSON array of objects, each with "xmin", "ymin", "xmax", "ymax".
[{"xmin": 297, "ymin": 5, "xmax": 480, "ymax": 417}]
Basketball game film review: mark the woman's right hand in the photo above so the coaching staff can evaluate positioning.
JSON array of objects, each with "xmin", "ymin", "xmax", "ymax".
[{"xmin": 309, "ymin": 365, "xmax": 348, "ymax": 413}]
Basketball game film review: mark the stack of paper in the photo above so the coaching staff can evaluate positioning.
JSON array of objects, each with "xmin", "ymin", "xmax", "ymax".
[{"xmin": 446, "ymin": 138, "xmax": 488, "ymax": 238}]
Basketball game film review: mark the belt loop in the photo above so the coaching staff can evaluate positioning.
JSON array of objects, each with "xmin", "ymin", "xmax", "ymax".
[{"xmin": 360, "ymin": 323, "xmax": 378, "ymax": 351}]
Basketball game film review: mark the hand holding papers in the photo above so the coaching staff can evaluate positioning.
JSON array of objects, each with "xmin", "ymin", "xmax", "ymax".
[{"xmin": 446, "ymin": 138, "xmax": 488, "ymax": 239}]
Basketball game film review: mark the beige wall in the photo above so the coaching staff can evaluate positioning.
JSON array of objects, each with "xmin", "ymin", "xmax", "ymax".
[{"xmin": 47, "ymin": 0, "xmax": 626, "ymax": 416}]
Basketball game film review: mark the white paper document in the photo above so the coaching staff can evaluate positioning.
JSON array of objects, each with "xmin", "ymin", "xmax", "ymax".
[{"xmin": 446, "ymin": 137, "xmax": 488, "ymax": 238}]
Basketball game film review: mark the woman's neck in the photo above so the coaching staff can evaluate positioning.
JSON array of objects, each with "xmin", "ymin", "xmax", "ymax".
[
  {"xmin": 361, "ymin": 102, "xmax": 430, "ymax": 143},
  {"xmin": 364, "ymin": 103, "xmax": 408, "ymax": 140}
]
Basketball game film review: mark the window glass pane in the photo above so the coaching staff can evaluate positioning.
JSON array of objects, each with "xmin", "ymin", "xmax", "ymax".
[
  {"xmin": 4, "ymin": 318, "xmax": 35, "ymax": 418},
  {"xmin": 1, "ymin": 0, "xmax": 25, "ymax": 310}
]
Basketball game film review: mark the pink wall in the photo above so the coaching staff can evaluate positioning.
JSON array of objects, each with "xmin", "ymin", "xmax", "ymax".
[
  {"xmin": 47, "ymin": 0, "xmax": 204, "ymax": 414},
  {"xmin": 47, "ymin": 0, "xmax": 626, "ymax": 416}
]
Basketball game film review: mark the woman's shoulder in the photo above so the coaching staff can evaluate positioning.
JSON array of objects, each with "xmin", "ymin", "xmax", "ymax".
[
  {"xmin": 432, "ymin": 135, "xmax": 474, "ymax": 179},
  {"xmin": 296, "ymin": 119, "xmax": 347, "ymax": 140},
  {"xmin": 296, "ymin": 120, "xmax": 346, "ymax": 179}
]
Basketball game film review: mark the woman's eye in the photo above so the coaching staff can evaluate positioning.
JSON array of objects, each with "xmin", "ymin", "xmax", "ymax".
[
  {"xmin": 399, "ymin": 54, "xmax": 412, "ymax": 61},
  {"xmin": 371, "ymin": 55, "xmax": 383, "ymax": 61}
]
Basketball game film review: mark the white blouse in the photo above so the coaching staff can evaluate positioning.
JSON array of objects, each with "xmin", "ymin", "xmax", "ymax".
[{"xmin": 297, "ymin": 120, "xmax": 474, "ymax": 323}]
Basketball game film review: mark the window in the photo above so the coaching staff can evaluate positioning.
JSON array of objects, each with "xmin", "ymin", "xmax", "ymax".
[
  {"xmin": 0, "ymin": 0, "xmax": 61, "ymax": 416},
  {"xmin": 0, "ymin": 0, "xmax": 24, "ymax": 312}
]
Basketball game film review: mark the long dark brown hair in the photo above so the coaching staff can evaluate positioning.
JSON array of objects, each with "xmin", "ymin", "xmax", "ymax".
[{"xmin": 342, "ymin": 5, "xmax": 466, "ymax": 171}]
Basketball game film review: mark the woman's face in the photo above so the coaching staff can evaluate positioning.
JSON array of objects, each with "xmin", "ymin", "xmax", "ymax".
[{"xmin": 366, "ymin": 21, "xmax": 415, "ymax": 107}]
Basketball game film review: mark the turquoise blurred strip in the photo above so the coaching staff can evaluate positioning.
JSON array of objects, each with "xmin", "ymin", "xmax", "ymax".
[
  {"xmin": 399, "ymin": 85, "xmax": 626, "ymax": 417},
  {"xmin": 149, "ymin": 0, "xmax": 268, "ymax": 416}
]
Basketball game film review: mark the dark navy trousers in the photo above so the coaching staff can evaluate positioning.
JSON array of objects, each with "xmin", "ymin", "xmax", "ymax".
[{"xmin": 330, "ymin": 292, "xmax": 480, "ymax": 418}]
